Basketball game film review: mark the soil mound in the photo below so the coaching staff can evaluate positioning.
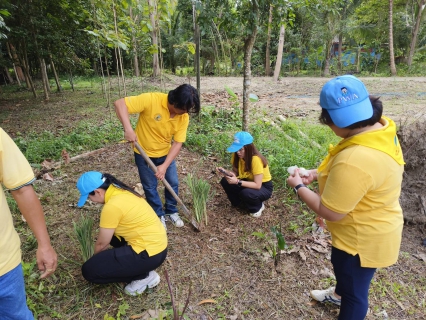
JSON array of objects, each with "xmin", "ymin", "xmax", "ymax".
[{"xmin": 400, "ymin": 116, "xmax": 426, "ymax": 223}]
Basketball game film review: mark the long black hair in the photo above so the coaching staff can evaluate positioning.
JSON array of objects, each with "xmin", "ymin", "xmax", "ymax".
[
  {"xmin": 232, "ymin": 143, "xmax": 268, "ymax": 172},
  {"xmin": 89, "ymin": 173, "xmax": 142, "ymax": 198}
]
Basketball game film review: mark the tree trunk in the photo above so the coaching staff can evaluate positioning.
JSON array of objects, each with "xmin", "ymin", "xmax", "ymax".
[
  {"xmin": 114, "ymin": 47, "xmax": 122, "ymax": 97},
  {"xmin": 242, "ymin": 30, "xmax": 258, "ymax": 131},
  {"xmin": 40, "ymin": 58, "xmax": 50, "ymax": 100},
  {"xmin": 389, "ymin": 0, "xmax": 397, "ymax": 76},
  {"xmin": 6, "ymin": 42, "xmax": 25, "ymax": 82},
  {"xmin": 20, "ymin": 45, "xmax": 36, "ymax": 96},
  {"xmin": 407, "ymin": 0, "xmax": 425, "ymax": 66},
  {"xmin": 265, "ymin": 5, "xmax": 273, "ymax": 76},
  {"xmin": 337, "ymin": 33, "xmax": 343, "ymax": 74},
  {"xmin": 193, "ymin": 4, "xmax": 200, "ymax": 99},
  {"xmin": 69, "ymin": 70, "xmax": 75, "ymax": 92},
  {"xmin": 323, "ymin": 40, "xmax": 332, "ymax": 76},
  {"xmin": 148, "ymin": 0, "xmax": 160, "ymax": 77},
  {"xmin": 129, "ymin": 5, "xmax": 140, "ymax": 77},
  {"xmin": 3, "ymin": 67, "xmax": 13, "ymax": 84},
  {"xmin": 50, "ymin": 55, "xmax": 61, "ymax": 92},
  {"xmin": 12, "ymin": 65, "xmax": 22, "ymax": 86},
  {"xmin": 273, "ymin": 24, "xmax": 285, "ymax": 81}
]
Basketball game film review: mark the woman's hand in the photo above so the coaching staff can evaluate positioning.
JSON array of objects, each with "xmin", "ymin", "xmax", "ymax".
[
  {"xmin": 287, "ymin": 169, "xmax": 304, "ymax": 188},
  {"xmin": 225, "ymin": 172, "xmax": 238, "ymax": 185},
  {"xmin": 301, "ymin": 169, "xmax": 318, "ymax": 185}
]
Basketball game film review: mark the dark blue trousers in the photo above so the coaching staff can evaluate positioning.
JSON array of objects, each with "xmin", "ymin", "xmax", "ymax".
[
  {"xmin": 220, "ymin": 177, "xmax": 273, "ymax": 213},
  {"xmin": 332, "ymin": 247, "xmax": 376, "ymax": 320}
]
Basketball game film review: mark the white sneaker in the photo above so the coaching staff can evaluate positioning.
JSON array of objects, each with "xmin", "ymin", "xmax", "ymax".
[
  {"xmin": 124, "ymin": 271, "xmax": 160, "ymax": 296},
  {"xmin": 160, "ymin": 216, "xmax": 167, "ymax": 231},
  {"xmin": 310, "ymin": 287, "xmax": 341, "ymax": 306},
  {"xmin": 167, "ymin": 213, "xmax": 184, "ymax": 227},
  {"xmin": 250, "ymin": 203, "xmax": 265, "ymax": 218}
]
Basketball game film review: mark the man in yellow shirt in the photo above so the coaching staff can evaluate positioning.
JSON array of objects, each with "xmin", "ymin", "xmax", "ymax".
[
  {"xmin": 114, "ymin": 84, "xmax": 200, "ymax": 229},
  {"xmin": 0, "ymin": 128, "xmax": 57, "ymax": 319}
]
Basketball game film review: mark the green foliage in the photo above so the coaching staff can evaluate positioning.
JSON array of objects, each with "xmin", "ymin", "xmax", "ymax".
[
  {"xmin": 14, "ymin": 120, "xmax": 124, "ymax": 164},
  {"xmin": 73, "ymin": 215, "xmax": 95, "ymax": 262},
  {"xmin": 186, "ymin": 105, "xmax": 242, "ymax": 159},
  {"xmin": 22, "ymin": 261, "xmax": 61, "ymax": 318},
  {"xmin": 187, "ymin": 102, "xmax": 338, "ymax": 188},
  {"xmin": 252, "ymin": 225, "xmax": 287, "ymax": 265},
  {"xmin": 184, "ymin": 173, "xmax": 212, "ymax": 225}
]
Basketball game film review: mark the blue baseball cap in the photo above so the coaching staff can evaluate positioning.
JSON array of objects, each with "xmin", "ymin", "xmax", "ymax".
[
  {"xmin": 76, "ymin": 171, "xmax": 105, "ymax": 207},
  {"xmin": 319, "ymin": 75, "xmax": 373, "ymax": 128},
  {"xmin": 227, "ymin": 131, "xmax": 254, "ymax": 152}
]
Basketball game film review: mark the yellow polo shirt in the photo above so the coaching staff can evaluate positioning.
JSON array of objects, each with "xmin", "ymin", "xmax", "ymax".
[
  {"xmin": 0, "ymin": 128, "xmax": 36, "ymax": 276},
  {"xmin": 318, "ymin": 136, "xmax": 404, "ymax": 268},
  {"xmin": 125, "ymin": 92, "xmax": 189, "ymax": 157},
  {"xmin": 100, "ymin": 185, "xmax": 167, "ymax": 256},
  {"xmin": 231, "ymin": 154, "xmax": 272, "ymax": 182}
]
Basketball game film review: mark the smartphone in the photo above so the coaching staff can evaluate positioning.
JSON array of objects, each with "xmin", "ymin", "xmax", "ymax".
[{"xmin": 218, "ymin": 168, "xmax": 232, "ymax": 177}]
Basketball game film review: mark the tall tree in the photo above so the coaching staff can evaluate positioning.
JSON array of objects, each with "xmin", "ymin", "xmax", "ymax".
[
  {"xmin": 407, "ymin": 0, "xmax": 426, "ymax": 66},
  {"xmin": 265, "ymin": 4, "xmax": 273, "ymax": 76},
  {"xmin": 148, "ymin": 0, "xmax": 160, "ymax": 77},
  {"xmin": 273, "ymin": 24, "xmax": 285, "ymax": 81},
  {"xmin": 389, "ymin": 0, "xmax": 397, "ymax": 75}
]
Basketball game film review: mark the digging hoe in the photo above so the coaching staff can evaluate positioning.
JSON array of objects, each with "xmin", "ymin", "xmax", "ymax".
[{"xmin": 133, "ymin": 141, "xmax": 200, "ymax": 231}]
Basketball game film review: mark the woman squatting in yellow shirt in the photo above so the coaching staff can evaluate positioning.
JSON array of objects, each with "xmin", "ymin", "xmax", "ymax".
[
  {"xmin": 76, "ymin": 172, "xmax": 167, "ymax": 296},
  {"xmin": 217, "ymin": 131, "xmax": 273, "ymax": 218}
]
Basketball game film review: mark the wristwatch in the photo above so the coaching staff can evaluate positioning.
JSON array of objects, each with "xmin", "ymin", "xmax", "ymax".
[
  {"xmin": 237, "ymin": 180, "xmax": 243, "ymax": 187},
  {"xmin": 293, "ymin": 183, "xmax": 307, "ymax": 194}
]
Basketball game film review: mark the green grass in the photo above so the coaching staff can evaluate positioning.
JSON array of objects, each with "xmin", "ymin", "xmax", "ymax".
[
  {"xmin": 186, "ymin": 105, "xmax": 339, "ymax": 187},
  {"xmin": 13, "ymin": 120, "xmax": 126, "ymax": 164}
]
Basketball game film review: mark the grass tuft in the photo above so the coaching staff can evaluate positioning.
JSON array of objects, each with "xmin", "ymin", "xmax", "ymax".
[
  {"xmin": 73, "ymin": 215, "xmax": 95, "ymax": 262},
  {"xmin": 184, "ymin": 173, "xmax": 212, "ymax": 226}
]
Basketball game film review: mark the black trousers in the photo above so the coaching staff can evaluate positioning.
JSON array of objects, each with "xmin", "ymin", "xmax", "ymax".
[
  {"xmin": 82, "ymin": 236, "xmax": 167, "ymax": 284},
  {"xmin": 220, "ymin": 178, "xmax": 273, "ymax": 213}
]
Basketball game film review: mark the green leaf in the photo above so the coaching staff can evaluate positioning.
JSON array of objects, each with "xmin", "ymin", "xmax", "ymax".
[
  {"xmin": 251, "ymin": 231, "xmax": 266, "ymax": 239},
  {"xmin": 277, "ymin": 234, "xmax": 286, "ymax": 250},
  {"xmin": 148, "ymin": 45, "xmax": 158, "ymax": 54},
  {"xmin": 225, "ymin": 86, "xmax": 237, "ymax": 99},
  {"xmin": 249, "ymin": 93, "xmax": 259, "ymax": 102}
]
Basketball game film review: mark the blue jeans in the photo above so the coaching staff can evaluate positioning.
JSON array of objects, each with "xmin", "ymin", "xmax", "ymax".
[
  {"xmin": 0, "ymin": 264, "xmax": 34, "ymax": 320},
  {"xmin": 331, "ymin": 247, "xmax": 376, "ymax": 320},
  {"xmin": 134, "ymin": 152, "xmax": 179, "ymax": 217}
]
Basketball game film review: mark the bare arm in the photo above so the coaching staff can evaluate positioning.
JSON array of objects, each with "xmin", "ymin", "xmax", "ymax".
[
  {"xmin": 11, "ymin": 185, "xmax": 57, "ymax": 279},
  {"xmin": 94, "ymin": 228, "xmax": 115, "ymax": 254},
  {"xmin": 114, "ymin": 98, "xmax": 137, "ymax": 142},
  {"xmin": 156, "ymin": 141, "xmax": 183, "ymax": 180},
  {"xmin": 225, "ymin": 173, "xmax": 263, "ymax": 190},
  {"xmin": 287, "ymin": 169, "xmax": 345, "ymax": 222}
]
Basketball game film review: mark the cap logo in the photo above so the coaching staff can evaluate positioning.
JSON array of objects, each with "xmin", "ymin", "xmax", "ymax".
[
  {"xmin": 234, "ymin": 137, "xmax": 240, "ymax": 143},
  {"xmin": 337, "ymin": 88, "xmax": 359, "ymax": 104}
]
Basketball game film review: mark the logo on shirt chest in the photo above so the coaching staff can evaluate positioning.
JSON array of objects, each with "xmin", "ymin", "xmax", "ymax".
[{"xmin": 154, "ymin": 114, "xmax": 162, "ymax": 121}]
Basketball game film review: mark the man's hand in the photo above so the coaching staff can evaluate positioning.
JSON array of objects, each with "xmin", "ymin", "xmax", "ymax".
[
  {"xmin": 156, "ymin": 164, "xmax": 167, "ymax": 180},
  {"xmin": 124, "ymin": 129, "xmax": 138, "ymax": 143},
  {"xmin": 37, "ymin": 245, "xmax": 58, "ymax": 279}
]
